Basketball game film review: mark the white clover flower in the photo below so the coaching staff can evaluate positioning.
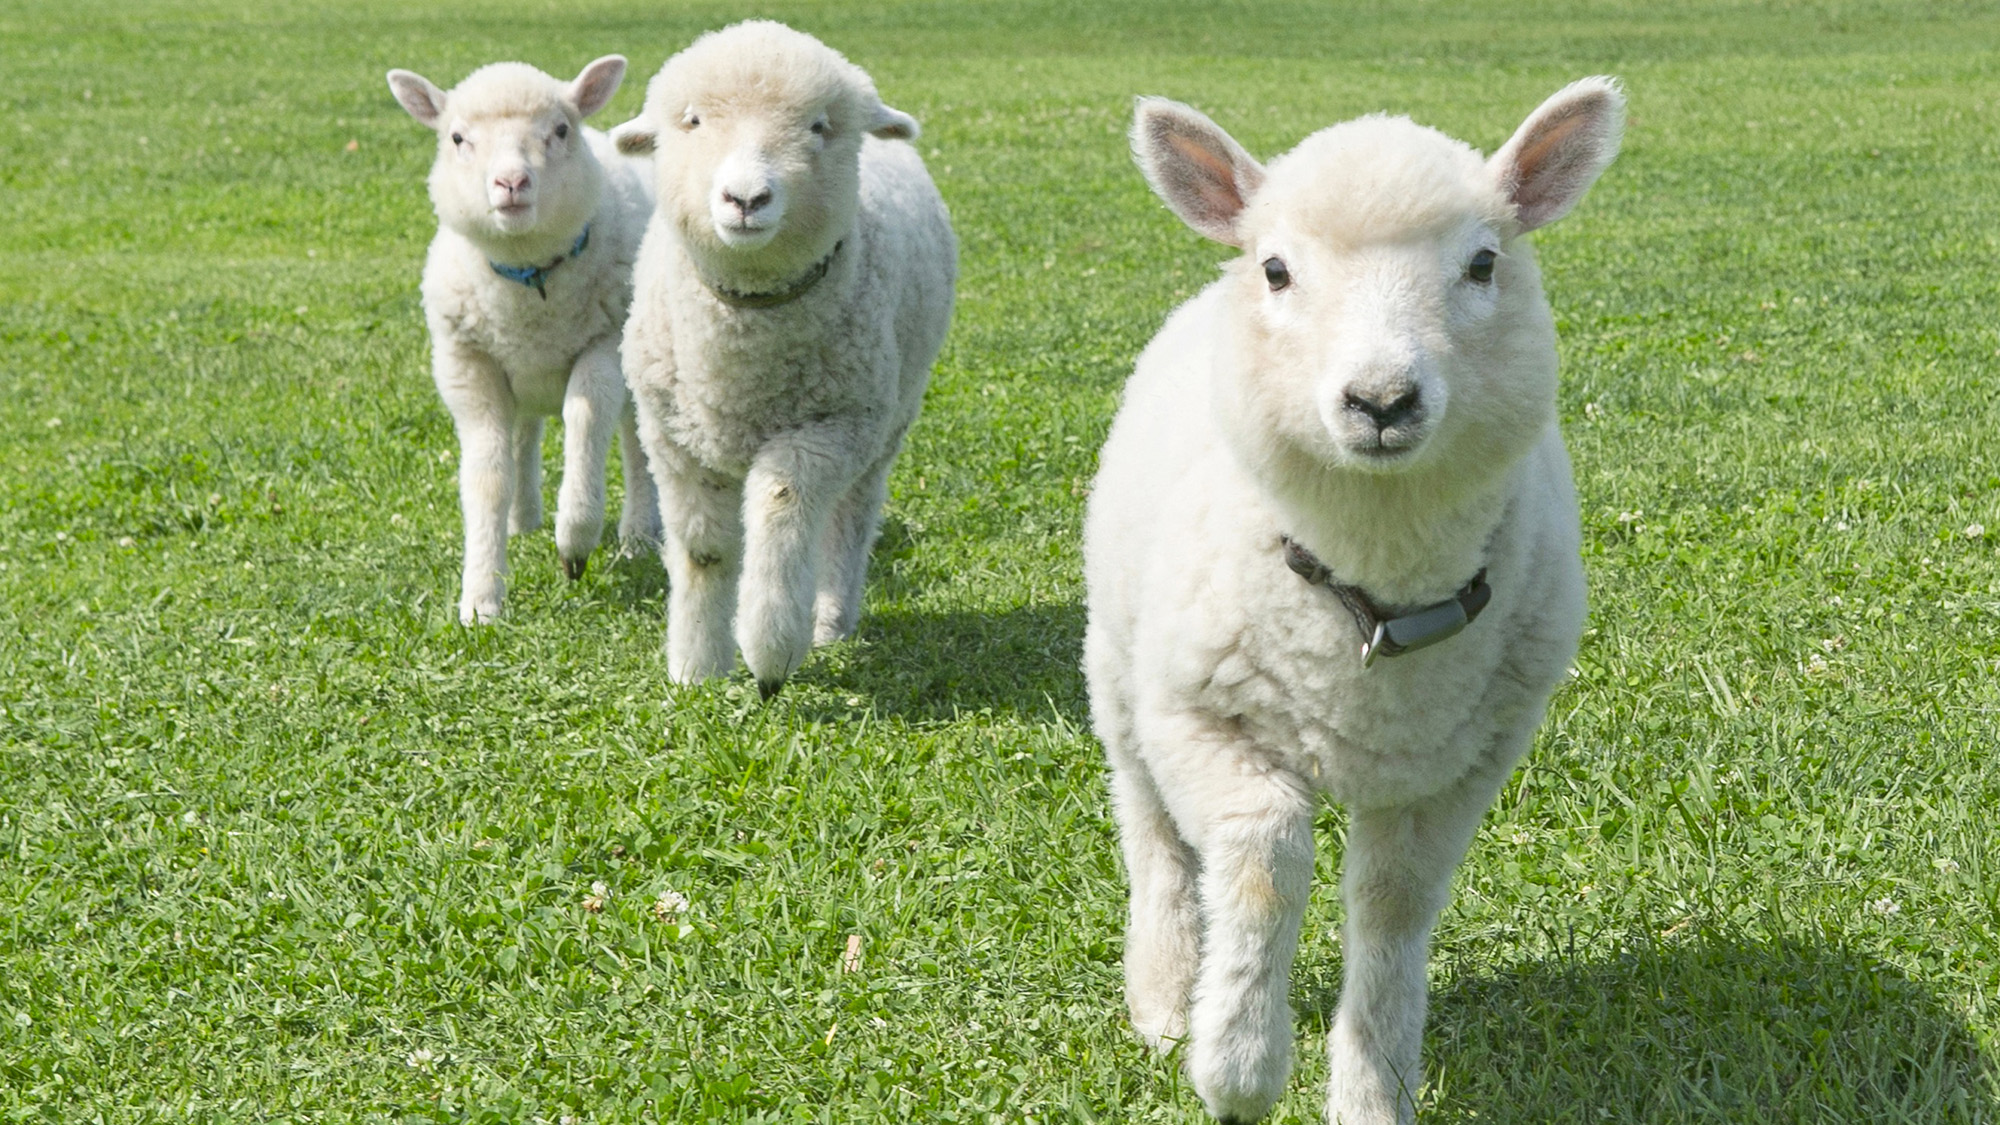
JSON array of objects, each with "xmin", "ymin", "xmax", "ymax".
[
  {"xmin": 653, "ymin": 890, "xmax": 691, "ymax": 921},
  {"xmin": 1869, "ymin": 897, "xmax": 1899, "ymax": 916}
]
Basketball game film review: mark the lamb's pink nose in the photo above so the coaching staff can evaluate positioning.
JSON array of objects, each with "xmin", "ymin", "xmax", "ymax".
[{"xmin": 493, "ymin": 171, "xmax": 531, "ymax": 196}]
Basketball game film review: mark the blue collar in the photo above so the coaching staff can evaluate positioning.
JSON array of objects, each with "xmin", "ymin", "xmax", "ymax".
[{"xmin": 489, "ymin": 225, "xmax": 590, "ymax": 299}]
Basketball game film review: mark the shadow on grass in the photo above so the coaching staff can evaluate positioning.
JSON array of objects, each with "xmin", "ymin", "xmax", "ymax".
[
  {"xmin": 806, "ymin": 600, "xmax": 1089, "ymax": 725},
  {"xmin": 589, "ymin": 544, "xmax": 669, "ymax": 611},
  {"xmin": 1295, "ymin": 929, "xmax": 1997, "ymax": 1123}
]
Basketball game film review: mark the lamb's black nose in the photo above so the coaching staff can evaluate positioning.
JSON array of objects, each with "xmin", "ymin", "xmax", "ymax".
[{"xmin": 1344, "ymin": 386, "xmax": 1423, "ymax": 429}]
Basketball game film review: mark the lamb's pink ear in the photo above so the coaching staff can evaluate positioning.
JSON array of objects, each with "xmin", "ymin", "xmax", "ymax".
[
  {"xmin": 387, "ymin": 69, "xmax": 448, "ymax": 130},
  {"xmin": 1130, "ymin": 97, "xmax": 1264, "ymax": 247},
  {"xmin": 865, "ymin": 100, "xmax": 920, "ymax": 140},
  {"xmin": 568, "ymin": 55, "xmax": 626, "ymax": 120},
  {"xmin": 1489, "ymin": 76, "xmax": 1625, "ymax": 232},
  {"xmin": 610, "ymin": 118, "xmax": 657, "ymax": 156}
]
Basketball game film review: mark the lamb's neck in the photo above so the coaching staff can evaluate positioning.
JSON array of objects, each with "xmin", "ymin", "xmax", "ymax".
[
  {"xmin": 678, "ymin": 223, "xmax": 846, "ymax": 297},
  {"xmin": 1261, "ymin": 454, "xmax": 1515, "ymax": 610},
  {"xmin": 465, "ymin": 213, "xmax": 595, "ymax": 270}
]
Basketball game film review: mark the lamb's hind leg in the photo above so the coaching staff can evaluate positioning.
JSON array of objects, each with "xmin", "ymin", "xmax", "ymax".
[
  {"xmin": 1147, "ymin": 711, "xmax": 1317, "ymax": 1125},
  {"xmin": 616, "ymin": 404, "xmax": 662, "ymax": 555},
  {"xmin": 509, "ymin": 415, "xmax": 545, "ymax": 535},
  {"xmin": 1326, "ymin": 754, "xmax": 1516, "ymax": 1125},
  {"xmin": 812, "ymin": 445, "xmax": 896, "ymax": 645}
]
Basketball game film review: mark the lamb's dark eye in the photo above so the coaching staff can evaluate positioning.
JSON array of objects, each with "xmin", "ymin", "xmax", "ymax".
[
  {"xmin": 450, "ymin": 131, "xmax": 464, "ymax": 146},
  {"xmin": 1263, "ymin": 256, "xmax": 1291, "ymax": 291},
  {"xmin": 683, "ymin": 111, "xmax": 701, "ymax": 130},
  {"xmin": 1468, "ymin": 248, "xmax": 1497, "ymax": 283},
  {"xmin": 810, "ymin": 118, "xmax": 827, "ymax": 136},
  {"xmin": 554, "ymin": 122, "xmax": 569, "ymax": 139}
]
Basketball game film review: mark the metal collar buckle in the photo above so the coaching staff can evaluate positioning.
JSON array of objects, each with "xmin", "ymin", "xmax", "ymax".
[{"xmin": 1282, "ymin": 535, "xmax": 1491, "ymax": 669}]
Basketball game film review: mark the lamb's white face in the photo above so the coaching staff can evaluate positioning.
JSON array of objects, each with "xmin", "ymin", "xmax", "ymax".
[
  {"xmin": 1130, "ymin": 79, "xmax": 1624, "ymax": 479},
  {"xmin": 387, "ymin": 58, "xmax": 625, "ymax": 248},
  {"xmin": 1241, "ymin": 207, "xmax": 1513, "ymax": 470},
  {"xmin": 433, "ymin": 107, "xmax": 580, "ymax": 234},
  {"xmin": 610, "ymin": 21, "xmax": 921, "ymax": 276},
  {"xmin": 670, "ymin": 97, "xmax": 855, "ymax": 252}
]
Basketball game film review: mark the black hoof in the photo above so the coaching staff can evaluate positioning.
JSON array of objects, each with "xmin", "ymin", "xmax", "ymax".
[
  {"xmin": 758, "ymin": 678, "xmax": 785, "ymax": 701},
  {"xmin": 562, "ymin": 556, "xmax": 587, "ymax": 582}
]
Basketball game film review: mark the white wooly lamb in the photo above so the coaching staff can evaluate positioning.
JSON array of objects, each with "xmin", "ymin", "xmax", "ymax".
[
  {"xmin": 1083, "ymin": 79, "xmax": 1624, "ymax": 1125},
  {"xmin": 612, "ymin": 21, "xmax": 955, "ymax": 697},
  {"xmin": 388, "ymin": 56, "xmax": 661, "ymax": 624}
]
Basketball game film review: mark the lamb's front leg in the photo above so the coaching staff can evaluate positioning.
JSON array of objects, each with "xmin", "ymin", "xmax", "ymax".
[
  {"xmin": 812, "ymin": 443, "xmax": 897, "ymax": 644},
  {"xmin": 1109, "ymin": 750, "xmax": 1201, "ymax": 1048},
  {"xmin": 1326, "ymin": 758, "xmax": 1514, "ymax": 1125},
  {"xmin": 553, "ymin": 339, "xmax": 624, "ymax": 580},
  {"xmin": 1148, "ymin": 712, "xmax": 1317, "ymax": 1124},
  {"xmin": 650, "ymin": 441, "xmax": 744, "ymax": 684},
  {"xmin": 737, "ymin": 423, "xmax": 866, "ymax": 696},
  {"xmin": 435, "ymin": 348, "xmax": 516, "ymax": 625}
]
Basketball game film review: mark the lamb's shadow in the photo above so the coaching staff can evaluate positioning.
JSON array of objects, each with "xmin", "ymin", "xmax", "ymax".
[
  {"xmin": 591, "ymin": 544, "xmax": 669, "ymax": 609},
  {"xmin": 1293, "ymin": 930, "xmax": 1996, "ymax": 1123},
  {"xmin": 807, "ymin": 600, "xmax": 1089, "ymax": 724}
]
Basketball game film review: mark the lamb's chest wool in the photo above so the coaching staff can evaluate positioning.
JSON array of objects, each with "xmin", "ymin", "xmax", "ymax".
[{"xmin": 1084, "ymin": 78, "xmax": 1624, "ymax": 1125}]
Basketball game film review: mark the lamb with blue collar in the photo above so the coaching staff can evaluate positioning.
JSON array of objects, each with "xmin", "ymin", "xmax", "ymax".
[{"xmin": 389, "ymin": 55, "xmax": 661, "ymax": 623}]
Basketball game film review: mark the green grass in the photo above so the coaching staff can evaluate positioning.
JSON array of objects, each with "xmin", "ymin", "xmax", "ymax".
[{"xmin": 3, "ymin": 0, "xmax": 1999, "ymax": 1121}]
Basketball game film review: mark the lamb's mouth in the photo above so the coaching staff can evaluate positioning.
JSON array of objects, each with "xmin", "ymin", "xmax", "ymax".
[
  {"xmin": 715, "ymin": 219, "xmax": 777, "ymax": 247},
  {"xmin": 1348, "ymin": 432, "xmax": 1424, "ymax": 462}
]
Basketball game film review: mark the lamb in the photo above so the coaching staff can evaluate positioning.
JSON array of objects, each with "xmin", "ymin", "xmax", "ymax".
[
  {"xmin": 610, "ymin": 21, "xmax": 956, "ymax": 697},
  {"xmin": 1082, "ymin": 79, "xmax": 1625, "ymax": 1124},
  {"xmin": 387, "ymin": 56, "xmax": 661, "ymax": 624}
]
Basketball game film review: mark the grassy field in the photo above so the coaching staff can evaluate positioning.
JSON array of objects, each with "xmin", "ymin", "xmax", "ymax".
[{"xmin": 3, "ymin": 0, "xmax": 1999, "ymax": 1121}]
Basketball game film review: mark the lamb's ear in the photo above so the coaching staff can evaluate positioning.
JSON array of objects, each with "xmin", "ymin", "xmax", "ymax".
[
  {"xmin": 387, "ymin": 69, "xmax": 448, "ymax": 130},
  {"xmin": 610, "ymin": 117, "xmax": 657, "ymax": 156},
  {"xmin": 1489, "ymin": 76, "xmax": 1625, "ymax": 233},
  {"xmin": 865, "ymin": 100, "xmax": 920, "ymax": 141},
  {"xmin": 1130, "ymin": 97, "xmax": 1264, "ymax": 247},
  {"xmin": 568, "ymin": 55, "xmax": 626, "ymax": 120}
]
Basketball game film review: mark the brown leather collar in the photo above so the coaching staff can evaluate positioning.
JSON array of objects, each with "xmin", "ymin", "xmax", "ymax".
[
  {"xmin": 1281, "ymin": 535, "xmax": 1492, "ymax": 668},
  {"xmin": 703, "ymin": 241, "xmax": 842, "ymax": 309}
]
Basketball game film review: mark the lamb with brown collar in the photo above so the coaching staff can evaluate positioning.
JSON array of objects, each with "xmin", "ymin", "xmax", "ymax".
[
  {"xmin": 1083, "ymin": 79, "xmax": 1625, "ymax": 1124},
  {"xmin": 612, "ymin": 22, "xmax": 956, "ymax": 696}
]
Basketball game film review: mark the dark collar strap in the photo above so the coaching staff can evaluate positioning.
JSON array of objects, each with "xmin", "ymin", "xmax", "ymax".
[
  {"xmin": 489, "ymin": 224, "xmax": 591, "ymax": 300},
  {"xmin": 704, "ymin": 241, "xmax": 841, "ymax": 309},
  {"xmin": 1281, "ymin": 535, "xmax": 1491, "ymax": 668}
]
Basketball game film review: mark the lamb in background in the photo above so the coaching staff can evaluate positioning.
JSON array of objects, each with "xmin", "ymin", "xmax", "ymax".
[
  {"xmin": 612, "ymin": 21, "xmax": 956, "ymax": 698},
  {"xmin": 1083, "ymin": 79, "xmax": 1625, "ymax": 1124},
  {"xmin": 388, "ymin": 55, "xmax": 660, "ymax": 624}
]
